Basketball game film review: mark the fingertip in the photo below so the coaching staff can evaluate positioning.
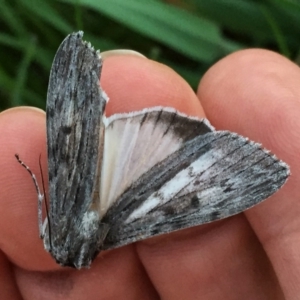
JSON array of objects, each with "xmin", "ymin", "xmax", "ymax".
[
  {"xmin": 197, "ymin": 49, "xmax": 300, "ymax": 159},
  {"xmin": 101, "ymin": 56, "xmax": 204, "ymax": 118},
  {"xmin": 0, "ymin": 107, "xmax": 46, "ymax": 174},
  {"xmin": 0, "ymin": 106, "xmax": 45, "ymax": 117},
  {"xmin": 197, "ymin": 50, "xmax": 300, "ymax": 284},
  {"xmin": 0, "ymin": 107, "xmax": 56, "ymax": 270}
]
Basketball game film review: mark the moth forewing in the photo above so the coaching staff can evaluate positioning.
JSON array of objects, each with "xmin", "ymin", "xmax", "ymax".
[
  {"xmin": 45, "ymin": 31, "xmax": 108, "ymax": 268},
  {"xmin": 101, "ymin": 129, "xmax": 289, "ymax": 250}
]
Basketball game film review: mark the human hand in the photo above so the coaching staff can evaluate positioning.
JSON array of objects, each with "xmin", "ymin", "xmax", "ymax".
[{"xmin": 0, "ymin": 49, "xmax": 298, "ymax": 299}]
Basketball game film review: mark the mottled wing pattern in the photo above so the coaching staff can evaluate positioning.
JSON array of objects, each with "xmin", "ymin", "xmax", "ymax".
[
  {"xmin": 46, "ymin": 32, "xmax": 107, "ymax": 250},
  {"xmin": 101, "ymin": 115, "xmax": 289, "ymax": 250}
]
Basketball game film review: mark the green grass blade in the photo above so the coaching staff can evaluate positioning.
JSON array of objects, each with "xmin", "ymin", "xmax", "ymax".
[
  {"xmin": 259, "ymin": 4, "xmax": 291, "ymax": 57},
  {"xmin": 19, "ymin": 0, "xmax": 73, "ymax": 33},
  {"xmin": 11, "ymin": 35, "xmax": 37, "ymax": 106},
  {"xmin": 60, "ymin": 0, "xmax": 243, "ymax": 62},
  {"xmin": 0, "ymin": 0, "xmax": 27, "ymax": 36}
]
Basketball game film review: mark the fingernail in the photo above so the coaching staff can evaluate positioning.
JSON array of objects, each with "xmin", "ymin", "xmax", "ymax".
[
  {"xmin": 0, "ymin": 106, "xmax": 45, "ymax": 116},
  {"xmin": 101, "ymin": 50, "xmax": 146, "ymax": 60}
]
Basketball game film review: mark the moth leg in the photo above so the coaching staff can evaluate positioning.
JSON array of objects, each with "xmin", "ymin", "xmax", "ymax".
[
  {"xmin": 15, "ymin": 154, "xmax": 45, "ymax": 238},
  {"xmin": 41, "ymin": 217, "xmax": 48, "ymax": 239},
  {"xmin": 37, "ymin": 191, "xmax": 45, "ymax": 238}
]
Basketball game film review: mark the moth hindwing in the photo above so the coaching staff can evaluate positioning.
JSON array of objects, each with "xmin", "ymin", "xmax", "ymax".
[{"xmin": 15, "ymin": 32, "xmax": 290, "ymax": 269}]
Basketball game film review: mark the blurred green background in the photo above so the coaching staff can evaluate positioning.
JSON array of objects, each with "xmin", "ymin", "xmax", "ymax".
[{"xmin": 0, "ymin": 0, "xmax": 299, "ymax": 111}]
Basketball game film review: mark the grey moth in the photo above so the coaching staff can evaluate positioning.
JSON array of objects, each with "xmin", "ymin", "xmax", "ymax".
[{"xmin": 16, "ymin": 32, "xmax": 289, "ymax": 269}]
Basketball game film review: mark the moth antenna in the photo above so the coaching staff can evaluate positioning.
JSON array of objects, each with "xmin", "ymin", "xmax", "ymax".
[
  {"xmin": 39, "ymin": 154, "xmax": 52, "ymax": 251},
  {"xmin": 15, "ymin": 154, "xmax": 45, "ymax": 239}
]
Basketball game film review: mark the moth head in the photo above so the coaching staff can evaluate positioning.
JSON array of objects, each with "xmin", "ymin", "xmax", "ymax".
[{"xmin": 43, "ymin": 211, "xmax": 110, "ymax": 269}]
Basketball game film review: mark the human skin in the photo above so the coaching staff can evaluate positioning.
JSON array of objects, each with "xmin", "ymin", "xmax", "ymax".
[{"xmin": 0, "ymin": 49, "xmax": 299, "ymax": 299}]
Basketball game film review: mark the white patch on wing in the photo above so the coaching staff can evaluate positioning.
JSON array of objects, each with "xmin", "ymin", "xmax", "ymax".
[
  {"xmin": 125, "ymin": 148, "xmax": 225, "ymax": 222},
  {"xmin": 80, "ymin": 211, "xmax": 99, "ymax": 237}
]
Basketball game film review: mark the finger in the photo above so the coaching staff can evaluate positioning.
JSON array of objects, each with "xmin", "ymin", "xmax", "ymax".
[
  {"xmin": 0, "ymin": 107, "xmax": 49, "ymax": 270},
  {"xmin": 198, "ymin": 49, "xmax": 300, "ymax": 299},
  {"xmin": 15, "ymin": 246, "xmax": 159, "ymax": 300},
  {"xmin": 137, "ymin": 215, "xmax": 283, "ymax": 299},
  {"xmin": 136, "ymin": 51, "xmax": 290, "ymax": 298},
  {"xmin": 0, "ymin": 55, "xmax": 203, "ymax": 298},
  {"xmin": 102, "ymin": 55, "xmax": 204, "ymax": 117},
  {"xmin": 0, "ymin": 251, "xmax": 22, "ymax": 299}
]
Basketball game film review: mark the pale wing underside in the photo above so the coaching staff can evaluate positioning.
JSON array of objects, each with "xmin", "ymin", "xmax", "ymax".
[
  {"xmin": 102, "ymin": 129, "xmax": 289, "ymax": 250},
  {"xmin": 99, "ymin": 108, "xmax": 213, "ymax": 216}
]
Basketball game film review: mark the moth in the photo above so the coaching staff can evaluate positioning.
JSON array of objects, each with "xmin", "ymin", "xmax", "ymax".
[{"xmin": 16, "ymin": 32, "xmax": 289, "ymax": 269}]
